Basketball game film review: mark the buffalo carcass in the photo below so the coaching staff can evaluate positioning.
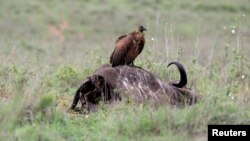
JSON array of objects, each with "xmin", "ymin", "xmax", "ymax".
[{"xmin": 70, "ymin": 62, "xmax": 199, "ymax": 112}]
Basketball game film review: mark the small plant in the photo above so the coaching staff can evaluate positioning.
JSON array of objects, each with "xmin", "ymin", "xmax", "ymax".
[
  {"xmin": 38, "ymin": 94, "xmax": 55, "ymax": 110},
  {"xmin": 55, "ymin": 65, "xmax": 78, "ymax": 84},
  {"xmin": 42, "ymin": 65, "xmax": 80, "ymax": 93}
]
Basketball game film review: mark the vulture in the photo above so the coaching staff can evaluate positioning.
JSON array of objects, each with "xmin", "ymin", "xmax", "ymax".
[{"xmin": 110, "ymin": 25, "xmax": 147, "ymax": 67}]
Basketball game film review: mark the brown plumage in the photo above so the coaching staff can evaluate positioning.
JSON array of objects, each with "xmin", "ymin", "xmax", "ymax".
[{"xmin": 110, "ymin": 25, "xmax": 147, "ymax": 67}]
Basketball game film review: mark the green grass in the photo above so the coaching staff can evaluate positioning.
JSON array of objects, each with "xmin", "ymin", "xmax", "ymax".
[{"xmin": 0, "ymin": 0, "xmax": 250, "ymax": 140}]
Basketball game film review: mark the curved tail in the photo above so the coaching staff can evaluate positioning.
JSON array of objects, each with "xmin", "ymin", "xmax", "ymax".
[{"xmin": 167, "ymin": 61, "xmax": 187, "ymax": 88}]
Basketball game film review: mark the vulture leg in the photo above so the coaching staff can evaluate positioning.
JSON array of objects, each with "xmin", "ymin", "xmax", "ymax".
[{"xmin": 131, "ymin": 61, "xmax": 135, "ymax": 66}]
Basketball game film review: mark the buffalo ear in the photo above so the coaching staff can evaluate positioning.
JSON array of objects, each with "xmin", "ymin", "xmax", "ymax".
[
  {"xmin": 92, "ymin": 75, "xmax": 105, "ymax": 83},
  {"xmin": 97, "ymin": 75, "xmax": 105, "ymax": 83},
  {"xmin": 91, "ymin": 75, "xmax": 106, "ymax": 89},
  {"xmin": 98, "ymin": 75, "xmax": 106, "ymax": 88}
]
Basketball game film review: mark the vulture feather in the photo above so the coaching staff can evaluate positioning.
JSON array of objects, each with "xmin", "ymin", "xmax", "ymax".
[{"xmin": 110, "ymin": 25, "xmax": 147, "ymax": 67}]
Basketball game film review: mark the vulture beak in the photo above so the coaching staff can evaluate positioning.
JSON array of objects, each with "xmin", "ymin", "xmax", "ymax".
[{"xmin": 139, "ymin": 25, "xmax": 147, "ymax": 32}]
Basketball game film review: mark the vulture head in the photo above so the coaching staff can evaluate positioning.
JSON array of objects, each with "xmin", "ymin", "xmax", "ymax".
[{"xmin": 138, "ymin": 25, "xmax": 147, "ymax": 32}]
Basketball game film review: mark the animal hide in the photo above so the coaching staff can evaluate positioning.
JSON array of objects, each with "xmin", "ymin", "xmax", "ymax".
[{"xmin": 70, "ymin": 63, "xmax": 199, "ymax": 112}]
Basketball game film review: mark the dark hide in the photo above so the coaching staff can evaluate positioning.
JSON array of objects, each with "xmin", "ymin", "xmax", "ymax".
[{"xmin": 70, "ymin": 63, "xmax": 199, "ymax": 112}]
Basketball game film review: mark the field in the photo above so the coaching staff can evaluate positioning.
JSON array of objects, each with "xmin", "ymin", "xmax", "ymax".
[{"xmin": 0, "ymin": 0, "xmax": 250, "ymax": 140}]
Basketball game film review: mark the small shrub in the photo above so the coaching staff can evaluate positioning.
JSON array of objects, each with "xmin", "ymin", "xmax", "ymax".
[
  {"xmin": 55, "ymin": 65, "xmax": 78, "ymax": 84},
  {"xmin": 38, "ymin": 94, "xmax": 55, "ymax": 110}
]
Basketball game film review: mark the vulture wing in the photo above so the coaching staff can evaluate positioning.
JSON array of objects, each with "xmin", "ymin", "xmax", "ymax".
[
  {"xmin": 110, "ymin": 34, "xmax": 134, "ymax": 67},
  {"xmin": 138, "ymin": 40, "xmax": 145, "ymax": 54}
]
